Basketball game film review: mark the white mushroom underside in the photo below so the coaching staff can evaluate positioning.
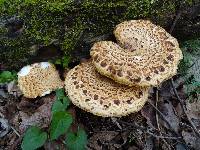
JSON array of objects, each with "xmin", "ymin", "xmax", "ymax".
[
  {"xmin": 40, "ymin": 62, "xmax": 51, "ymax": 69},
  {"xmin": 17, "ymin": 65, "xmax": 32, "ymax": 76},
  {"xmin": 41, "ymin": 90, "xmax": 51, "ymax": 96}
]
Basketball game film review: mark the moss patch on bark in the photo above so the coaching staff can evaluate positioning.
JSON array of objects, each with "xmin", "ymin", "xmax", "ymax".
[{"xmin": 0, "ymin": 0, "xmax": 198, "ymax": 69}]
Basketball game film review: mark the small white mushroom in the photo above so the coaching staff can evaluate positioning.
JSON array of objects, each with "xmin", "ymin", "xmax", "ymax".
[{"xmin": 18, "ymin": 62, "xmax": 63, "ymax": 98}]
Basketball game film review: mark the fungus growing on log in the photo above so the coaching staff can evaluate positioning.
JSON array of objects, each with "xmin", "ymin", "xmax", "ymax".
[
  {"xmin": 65, "ymin": 60, "xmax": 149, "ymax": 117},
  {"xmin": 90, "ymin": 20, "xmax": 183, "ymax": 87},
  {"xmin": 18, "ymin": 62, "xmax": 63, "ymax": 98}
]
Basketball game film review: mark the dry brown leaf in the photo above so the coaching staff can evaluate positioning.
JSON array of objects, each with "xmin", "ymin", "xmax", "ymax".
[
  {"xmin": 159, "ymin": 82, "xmax": 173, "ymax": 98},
  {"xmin": 0, "ymin": 132, "xmax": 19, "ymax": 150},
  {"xmin": 7, "ymin": 81, "xmax": 22, "ymax": 97},
  {"xmin": 88, "ymin": 131, "xmax": 118, "ymax": 150},
  {"xmin": 0, "ymin": 118, "xmax": 10, "ymax": 138},
  {"xmin": 186, "ymin": 101, "xmax": 200, "ymax": 128},
  {"xmin": 158, "ymin": 100, "xmax": 179, "ymax": 132},
  {"xmin": 144, "ymin": 136, "xmax": 154, "ymax": 150},
  {"xmin": 128, "ymin": 146, "xmax": 140, "ymax": 150},
  {"xmin": 175, "ymin": 103, "xmax": 184, "ymax": 118},
  {"xmin": 141, "ymin": 99, "xmax": 157, "ymax": 129},
  {"xmin": 3, "ymin": 102, "xmax": 18, "ymax": 121},
  {"xmin": 0, "ymin": 88, "xmax": 8, "ymax": 98},
  {"xmin": 18, "ymin": 95, "xmax": 55, "ymax": 133},
  {"xmin": 175, "ymin": 143, "xmax": 187, "ymax": 150},
  {"xmin": 182, "ymin": 131, "xmax": 200, "ymax": 149}
]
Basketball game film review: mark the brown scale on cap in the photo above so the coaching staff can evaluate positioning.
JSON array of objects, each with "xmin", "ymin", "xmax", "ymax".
[
  {"xmin": 18, "ymin": 62, "xmax": 64, "ymax": 98},
  {"xmin": 65, "ymin": 60, "xmax": 149, "ymax": 117},
  {"xmin": 90, "ymin": 20, "xmax": 183, "ymax": 87}
]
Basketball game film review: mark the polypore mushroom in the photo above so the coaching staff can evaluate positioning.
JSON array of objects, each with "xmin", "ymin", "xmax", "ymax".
[
  {"xmin": 90, "ymin": 20, "xmax": 183, "ymax": 87},
  {"xmin": 18, "ymin": 62, "xmax": 63, "ymax": 98},
  {"xmin": 65, "ymin": 60, "xmax": 149, "ymax": 117}
]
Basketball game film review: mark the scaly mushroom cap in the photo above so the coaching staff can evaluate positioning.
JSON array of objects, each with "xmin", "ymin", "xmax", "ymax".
[
  {"xmin": 90, "ymin": 20, "xmax": 183, "ymax": 86},
  {"xmin": 65, "ymin": 60, "xmax": 149, "ymax": 117},
  {"xmin": 18, "ymin": 62, "xmax": 64, "ymax": 98}
]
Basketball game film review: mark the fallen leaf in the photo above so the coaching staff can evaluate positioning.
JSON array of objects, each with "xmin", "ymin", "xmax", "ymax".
[
  {"xmin": 120, "ymin": 131, "xmax": 128, "ymax": 146},
  {"xmin": 0, "ymin": 118, "xmax": 10, "ymax": 138},
  {"xmin": 175, "ymin": 143, "xmax": 187, "ymax": 150},
  {"xmin": 144, "ymin": 136, "xmax": 154, "ymax": 150},
  {"xmin": 0, "ymin": 89, "xmax": 8, "ymax": 98},
  {"xmin": 128, "ymin": 129, "xmax": 145, "ymax": 149},
  {"xmin": 0, "ymin": 131, "xmax": 20, "ymax": 150},
  {"xmin": 185, "ymin": 100, "xmax": 200, "ymax": 128},
  {"xmin": 128, "ymin": 146, "xmax": 140, "ymax": 150},
  {"xmin": 18, "ymin": 95, "xmax": 56, "ymax": 133},
  {"xmin": 174, "ymin": 103, "xmax": 184, "ymax": 118},
  {"xmin": 158, "ymin": 100, "xmax": 180, "ymax": 132},
  {"xmin": 182, "ymin": 131, "xmax": 200, "ymax": 149},
  {"xmin": 7, "ymin": 81, "xmax": 22, "ymax": 97},
  {"xmin": 3, "ymin": 102, "xmax": 18, "ymax": 121},
  {"xmin": 141, "ymin": 98, "xmax": 157, "ymax": 129},
  {"xmin": 88, "ymin": 131, "xmax": 118, "ymax": 150},
  {"xmin": 17, "ymin": 97, "xmax": 43, "ymax": 113},
  {"xmin": 109, "ymin": 131, "xmax": 129, "ymax": 149},
  {"xmin": 159, "ymin": 82, "xmax": 173, "ymax": 98}
]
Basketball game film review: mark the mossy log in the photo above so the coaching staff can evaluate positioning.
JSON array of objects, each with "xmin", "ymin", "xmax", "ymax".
[{"xmin": 0, "ymin": 0, "xmax": 200, "ymax": 70}]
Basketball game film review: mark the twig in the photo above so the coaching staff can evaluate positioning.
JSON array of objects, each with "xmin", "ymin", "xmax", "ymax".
[
  {"xmin": 10, "ymin": 126, "xmax": 20, "ymax": 137},
  {"xmin": 147, "ymin": 131, "xmax": 181, "ymax": 140},
  {"xmin": 169, "ymin": 11, "xmax": 182, "ymax": 34},
  {"xmin": 155, "ymin": 89, "xmax": 159, "ymax": 130},
  {"xmin": 111, "ymin": 117, "xmax": 122, "ymax": 130},
  {"xmin": 169, "ymin": 0, "xmax": 184, "ymax": 35},
  {"xmin": 170, "ymin": 79, "xmax": 200, "ymax": 137}
]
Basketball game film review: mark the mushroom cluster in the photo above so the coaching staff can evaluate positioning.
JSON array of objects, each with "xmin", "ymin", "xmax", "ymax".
[
  {"xmin": 18, "ymin": 20, "xmax": 182, "ymax": 117},
  {"xmin": 65, "ymin": 20, "xmax": 182, "ymax": 117}
]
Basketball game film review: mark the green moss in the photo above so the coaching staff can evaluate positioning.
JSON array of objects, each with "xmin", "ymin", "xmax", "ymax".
[
  {"xmin": 61, "ymin": 19, "xmax": 85, "ymax": 54},
  {"xmin": 22, "ymin": 9, "xmax": 64, "ymax": 45},
  {"xmin": 1, "ymin": 36, "xmax": 31, "ymax": 69},
  {"xmin": 125, "ymin": 0, "xmax": 154, "ymax": 19},
  {"xmin": 0, "ymin": 0, "xmax": 197, "ymax": 69}
]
